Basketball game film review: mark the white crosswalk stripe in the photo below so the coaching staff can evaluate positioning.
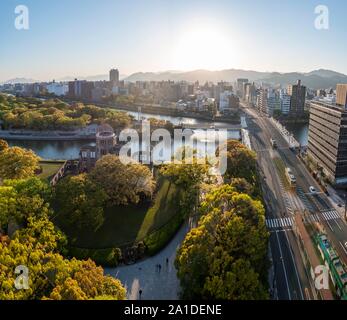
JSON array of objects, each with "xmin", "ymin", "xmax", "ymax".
[
  {"xmin": 266, "ymin": 217, "xmax": 294, "ymax": 230},
  {"xmin": 321, "ymin": 210, "xmax": 340, "ymax": 221}
]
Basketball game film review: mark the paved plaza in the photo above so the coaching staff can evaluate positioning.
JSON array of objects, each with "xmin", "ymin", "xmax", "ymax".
[{"xmin": 105, "ymin": 219, "xmax": 193, "ymax": 300}]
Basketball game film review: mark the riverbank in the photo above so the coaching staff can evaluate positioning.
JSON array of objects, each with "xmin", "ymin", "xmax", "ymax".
[
  {"xmin": 58, "ymin": 97, "xmax": 241, "ymax": 124},
  {"xmin": 0, "ymin": 130, "xmax": 96, "ymax": 141}
]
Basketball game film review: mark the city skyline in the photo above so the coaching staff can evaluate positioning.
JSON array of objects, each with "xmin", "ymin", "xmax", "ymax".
[{"xmin": 1, "ymin": 0, "xmax": 347, "ymax": 82}]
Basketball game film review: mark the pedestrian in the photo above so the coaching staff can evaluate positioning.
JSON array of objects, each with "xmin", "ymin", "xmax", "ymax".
[
  {"xmin": 158, "ymin": 264, "xmax": 162, "ymax": 273},
  {"xmin": 139, "ymin": 289, "xmax": 142, "ymax": 300}
]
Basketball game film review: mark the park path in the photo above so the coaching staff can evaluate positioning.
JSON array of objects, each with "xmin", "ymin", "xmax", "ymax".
[{"xmin": 105, "ymin": 218, "xmax": 194, "ymax": 300}]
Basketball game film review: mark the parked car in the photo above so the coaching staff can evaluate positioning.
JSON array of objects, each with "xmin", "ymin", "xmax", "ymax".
[{"xmin": 309, "ymin": 186, "xmax": 317, "ymax": 194}]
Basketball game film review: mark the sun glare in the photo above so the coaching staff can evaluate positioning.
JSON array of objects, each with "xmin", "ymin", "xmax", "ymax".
[{"xmin": 173, "ymin": 26, "xmax": 237, "ymax": 71}]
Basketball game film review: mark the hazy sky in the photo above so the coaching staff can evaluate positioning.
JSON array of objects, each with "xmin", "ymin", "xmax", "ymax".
[{"xmin": 0, "ymin": 0, "xmax": 346, "ymax": 81}]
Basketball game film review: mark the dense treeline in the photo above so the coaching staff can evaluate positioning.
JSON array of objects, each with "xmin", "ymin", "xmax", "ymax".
[
  {"xmin": 0, "ymin": 94, "xmax": 132, "ymax": 131},
  {"xmin": 175, "ymin": 140, "xmax": 270, "ymax": 300},
  {"xmin": 0, "ymin": 175, "xmax": 126, "ymax": 300}
]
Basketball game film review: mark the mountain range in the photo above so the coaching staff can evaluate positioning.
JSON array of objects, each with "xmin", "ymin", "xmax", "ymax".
[{"xmin": 2, "ymin": 69, "xmax": 347, "ymax": 90}]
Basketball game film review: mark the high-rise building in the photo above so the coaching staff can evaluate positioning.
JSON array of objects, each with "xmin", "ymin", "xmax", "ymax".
[
  {"xmin": 267, "ymin": 90, "xmax": 280, "ymax": 116},
  {"xmin": 287, "ymin": 80, "xmax": 306, "ymax": 116},
  {"xmin": 236, "ymin": 78, "xmax": 248, "ymax": 98},
  {"xmin": 257, "ymin": 88, "xmax": 268, "ymax": 114},
  {"xmin": 307, "ymin": 101, "xmax": 347, "ymax": 185},
  {"xmin": 280, "ymin": 90, "xmax": 291, "ymax": 115},
  {"xmin": 109, "ymin": 68, "xmax": 120, "ymax": 85},
  {"xmin": 336, "ymin": 84, "xmax": 347, "ymax": 108},
  {"xmin": 67, "ymin": 79, "xmax": 94, "ymax": 100}
]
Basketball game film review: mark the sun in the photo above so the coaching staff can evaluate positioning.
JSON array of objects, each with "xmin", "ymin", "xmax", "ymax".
[{"xmin": 173, "ymin": 25, "xmax": 237, "ymax": 71}]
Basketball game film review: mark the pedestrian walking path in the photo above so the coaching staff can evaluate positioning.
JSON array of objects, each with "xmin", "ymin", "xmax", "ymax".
[{"xmin": 105, "ymin": 220, "xmax": 192, "ymax": 300}]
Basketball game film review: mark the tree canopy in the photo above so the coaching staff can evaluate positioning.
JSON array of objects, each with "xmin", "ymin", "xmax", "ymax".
[
  {"xmin": 175, "ymin": 184, "xmax": 269, "ymax": 300},
  {"xmin": 0, "ymin": 95, "xmax": 132, "ymax": 131},
  {"xmin": 53, "ymin": 174, "xmax": 107, "ymax": 231},
  {"xmin": 0, "ymin": 215, "xmax": 126, "ymax": 300},
  {"xmin": 0, "ymin": 146, "xmax": 40, "ymax": 180},
  {"xmin": 89, "ymin": 155, "xmax": 155, "ymax": 206},
  {"xmin": 223, "ymin": 140, "xmax": 257, "ymax": 185}
]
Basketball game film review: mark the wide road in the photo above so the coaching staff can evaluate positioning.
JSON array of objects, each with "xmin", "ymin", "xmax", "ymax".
[
  {"xmin": 249, "ymin": 107, "xmax": 347, "ymax": 267},
  {"xmin": 242, "ymin": 104, "xmax": 314, "ymax": 300},
  {"xmin": 242, "ymin": 102, "xmax": 347, "ymax": 290}
]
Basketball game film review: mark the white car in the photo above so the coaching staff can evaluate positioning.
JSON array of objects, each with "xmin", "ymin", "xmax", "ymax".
[{"xmin": 309, "ymin": 186, "xmax": 317, "ymax": 194}]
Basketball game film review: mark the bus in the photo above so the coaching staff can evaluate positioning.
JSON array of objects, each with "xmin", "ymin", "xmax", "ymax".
[
  {"xmin": 285, "ymin": 167, "xmax": 296, "ymax": 186},
  {"xmin": 270, "ymin": 138, "xmax": 277, "ymax": 149}
]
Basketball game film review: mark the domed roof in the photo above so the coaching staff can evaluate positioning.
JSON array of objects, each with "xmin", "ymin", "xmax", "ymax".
[{"xmin": 96, "ymin": 123, "xmax": 114, "ymax": 134}]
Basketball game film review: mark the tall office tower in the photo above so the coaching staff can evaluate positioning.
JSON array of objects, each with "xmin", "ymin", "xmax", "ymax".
[
  {"xmin": 109, "ymin": 68, "xmax": 120, "ymax": 85},
  {"xmin": 280, "ymin": 90, "xmax": 291, "ymax": 115},
  {"xmin": 307, "ymin": 100, "xmax": 347, "ymax": 185},
  {"xmin": 236, "ymin": 78, "xmax": 248, "ymax": 98},
  {"xmin": 336, "ymin": 84, "xmax": 347, "ymax": 108},
  {"xmin": 287, "ymin": 80, "xmax": 306, "ymax": 116},
  {"xmin": 257, "ymin": 88, "xmax": 268, "ymax": 114}
]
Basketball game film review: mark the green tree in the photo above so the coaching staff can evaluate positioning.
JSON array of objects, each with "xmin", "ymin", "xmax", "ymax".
[
  {"xmin": 90, "ymin": 155, "xmax": 155, "ymax": 206},
  {"xmin": 0, "ymin": 146, "xmax": 40, "ymax": 180},
  {"xmin": 0, "ymin": 216, "xmax": 126, "ymax": 300},
  {"xmin": 0, "ymin": 139, "xmax": 8, "ymax": 151},
  {"xmin": 54, "ymin": 174, "xmax": 107, "ymax": 231},
  {"xmin": 175, "ymin": 185, "xmax": 269, "ymax": 300},
  {"xmin": 0, "ymin": 178, "xmax": 52, "ymax": 228},
  {"xmin": 223, "ymin": 140, "xmax": 257, "ymax": 185}
]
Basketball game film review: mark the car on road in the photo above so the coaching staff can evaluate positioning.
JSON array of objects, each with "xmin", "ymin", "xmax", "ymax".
[{"xmin": 309, "ymin": 186, "xmax": 317, "ymax": 194}]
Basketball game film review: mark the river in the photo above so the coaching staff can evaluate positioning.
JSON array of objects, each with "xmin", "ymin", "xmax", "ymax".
[
  {"xmin": 282, "ymin": 122, "xmax": 309, "ymax": 146},
  {"xmin": 7, "ymin": 111, "xmax": 240, "ymax": 160},
  {"xmin": 6, "ymin": 109, "xmax": 309, "ymax": 159}
]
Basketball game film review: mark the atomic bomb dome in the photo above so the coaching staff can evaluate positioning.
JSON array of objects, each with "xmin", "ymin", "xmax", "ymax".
[{"xmin": 96, "ymin": 123, "xmax": 117, "ymax": 158}]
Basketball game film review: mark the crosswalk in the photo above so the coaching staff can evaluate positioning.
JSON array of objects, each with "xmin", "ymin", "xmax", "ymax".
[
  {"xmin": 307, "ymin": 210, "xmax": 341, "ymax": 223},
  {"xmin": 266, "ymin": 210, "xmax": 341, "ymax": 230},
  {"xmin": 266, "ymin": 217, "xmax": 294, "ymax": 229}
]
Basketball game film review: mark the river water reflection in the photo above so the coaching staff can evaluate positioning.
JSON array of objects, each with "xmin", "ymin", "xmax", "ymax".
[
  {"xmin": 7, "ymin": 111, "xmax": 240, "ymax": 160},
  {"xmin": 6, "ymin": 109, "xmax": 309, "ymax": 159}
]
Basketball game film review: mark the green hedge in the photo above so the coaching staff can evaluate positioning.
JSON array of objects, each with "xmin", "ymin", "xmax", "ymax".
[
  {"xmin": 67, "ymin": 246, "xmax": 122, "ymax": 267},
  {"xmin": 144, "ymin": 210, "xmax": 185, "ymax": 256}
]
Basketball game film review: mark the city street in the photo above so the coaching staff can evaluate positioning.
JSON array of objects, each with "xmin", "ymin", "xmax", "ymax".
[{"xmin": 242, "ymin": 103, "xmax": 316, "ymax": 300}]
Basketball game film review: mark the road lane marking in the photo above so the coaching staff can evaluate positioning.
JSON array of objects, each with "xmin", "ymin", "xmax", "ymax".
[
  {"xmin": 275, "ymin": 231, "xmax": 292, "ymax": 300},
  {"xmin": 325, "ymin": 219, "xmax": 334, "ymax": 232},
  {"xmin": 339, "ymin": 242, "xmax": 347, "ymax": 256},
  {"xmin": 284, "ymin": 230, "xmax": 304, "ymax": 300}
]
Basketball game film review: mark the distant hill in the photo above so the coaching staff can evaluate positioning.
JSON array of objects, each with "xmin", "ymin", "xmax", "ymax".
[
  {"xmin": 1, "ymin": 78, "xmax": 38, "ymax": 84},
  {"xmin": 125, "ymin": 69, "xmax": 271, "ymax": 84},
  {"xmin": 3, "ymin": 69, "xmax": 347, "ymax": 89},
  {"xmin": 262, "ymin": 70, "xmax": 347, "ymax": 89},
  {"xmin": 125, "ymin": 68, "xmax": 347, "ymax": 89}
]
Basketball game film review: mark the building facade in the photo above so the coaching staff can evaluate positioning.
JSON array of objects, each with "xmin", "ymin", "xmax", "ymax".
[
  {"xmin": 336, "ymin": 84, "xmax": 347, "ymax": 108},
  {"xmin": 288, "ymin": 80, "xmax": 306, "ymax": 116},
  {"xmin": 307, "ymin": 101, "xmax": 347, "ymax": 185}
]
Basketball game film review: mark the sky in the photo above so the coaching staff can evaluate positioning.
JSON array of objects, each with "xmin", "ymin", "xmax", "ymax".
[{"xmin": 0, "ymin": 0, "xmax": 346, "ymax": 82}]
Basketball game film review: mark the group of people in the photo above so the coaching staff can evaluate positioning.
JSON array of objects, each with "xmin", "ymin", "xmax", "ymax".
[{"xmin": 138, "ymin": 258, "xmax": 170, "ymax": 299}]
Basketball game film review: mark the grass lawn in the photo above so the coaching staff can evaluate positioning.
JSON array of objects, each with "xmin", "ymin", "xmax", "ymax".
[
  {"xmin": 37, "ymin": 161, "xmax": 64, "ymax": 180},
  {"xmin": 54, "ymin": 176, "xmax": 183, "ymax": 249}
]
